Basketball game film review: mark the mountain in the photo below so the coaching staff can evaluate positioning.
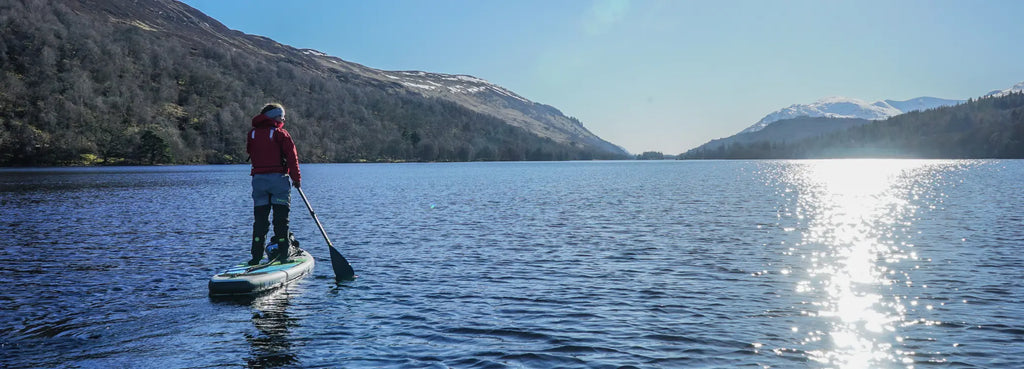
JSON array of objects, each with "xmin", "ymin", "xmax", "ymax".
[
  {"xmin": 881, "ymin": 96, "xmax": 967, "ymax": 115},
  {"xmin": 681, "ymin": 91, "xmax": 1024, "ymax": 159},
  {"xmin": 0, "ymin": 0, "xmax": 627, "ymax": 166},
  {"xmin": 686, "ymin": 116, "xmax": 871, "ymax": 158},
  {"xmin": 985, "ymin": 81, "xmax": 1024, "ymax": 98},
  {"xmin": 684, "ymin": 81, "xmax": 1022, "ymax": 158},
  {"xmin": 740, "ymin": 96, "xmax": 965, "ymax": 134},
  {"xmin": 307, "ymin": 65, "xmax": 626, "ymax": 156}
]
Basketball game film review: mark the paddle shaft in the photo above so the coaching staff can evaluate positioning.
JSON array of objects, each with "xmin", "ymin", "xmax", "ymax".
[
  {"xmin": 296, "ymin": 187, "xmax": 356, "ymax": 280},
  {"xmin": 297, "ymin": 187, "xmax": 334, "ymax": 248}
]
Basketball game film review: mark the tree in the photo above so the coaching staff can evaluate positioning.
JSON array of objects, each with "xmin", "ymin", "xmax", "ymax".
[
  {"xmin": 636, "ymin": 151, "xmax": 665, "ymax": 160},
  {"xmin": 138, "ymin": 130, "xmax": 171, "ymax": 164}
]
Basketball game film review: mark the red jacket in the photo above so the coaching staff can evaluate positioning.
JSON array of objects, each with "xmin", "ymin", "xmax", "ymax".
[{"xmin": 247, "ymin": 114, "xmax": 300, "ymax": 184}]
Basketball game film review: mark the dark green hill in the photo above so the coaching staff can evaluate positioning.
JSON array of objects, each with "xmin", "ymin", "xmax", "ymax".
[
  {"xmin": 680, "ymin": 93, "xmax": 1024, "ymax": 159},
  {"xmin": 0, "ymin": 0, "xmax": 628, "ymax": 166}
]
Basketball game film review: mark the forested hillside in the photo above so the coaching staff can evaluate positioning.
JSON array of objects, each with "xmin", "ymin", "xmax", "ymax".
[
  {"xmin": 0, "ymin": 0, "xmax": 628, "ymax": 166},
  {"xmin": 681, "ymin": 93, "xmax": 1024, "ymax": 159},
  {"xmin": 684, "ymin": 116, "xmax": 871, "ymax": 157}
]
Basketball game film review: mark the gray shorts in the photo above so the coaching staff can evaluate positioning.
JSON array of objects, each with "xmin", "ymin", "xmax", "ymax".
[{"xmin": 252, "ymin": 173, "xmax": 291, "ymax": 207}]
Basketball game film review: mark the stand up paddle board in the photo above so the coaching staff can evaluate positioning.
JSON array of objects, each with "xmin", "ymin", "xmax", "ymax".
[{"xmin": 208, "ymin": 249, "xmax": 315, "ymax": 296}]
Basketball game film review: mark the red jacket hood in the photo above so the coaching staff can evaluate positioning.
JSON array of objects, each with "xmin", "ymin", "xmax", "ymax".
[{"xmin": 252, "ymin": 114, "xmax": 285, "ymax": 129}]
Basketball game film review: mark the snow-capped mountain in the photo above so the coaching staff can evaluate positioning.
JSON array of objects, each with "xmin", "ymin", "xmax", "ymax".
[
  {"xmin": 741, "ymin": 96, "xmax": 964, "ymax": 134},
  {"xmin": 685, "ymin": 81, "xmax": 1021, "ymax": 155},
  {"xmin": 985, "ymin": 81, "xmax": 1024, "ymax": 98},
  {"xmin": 739, "ymin": 81, "xmax": 1024, "ymax": 135}
]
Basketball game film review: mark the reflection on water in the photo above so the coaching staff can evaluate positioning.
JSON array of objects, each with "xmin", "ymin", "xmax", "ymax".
[
  {"xmin": 212, "ymin": 290, "xmax": 299, "ymax": 368},
  {"xmin": 2, "ymin": 161, "xmax": 1021, "ymax": 368},
  {"xmin": 781, "ymin": 160, "xmax": 941, "ymax": 368},
  {"xmin": 248, "ymin": 292, "xmax": 299, "ymax": 368}
]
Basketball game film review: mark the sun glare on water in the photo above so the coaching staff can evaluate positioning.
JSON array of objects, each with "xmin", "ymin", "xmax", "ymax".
[{"xmin": 784, "ymin": 159, "xmax": 931, "ymax": 368}]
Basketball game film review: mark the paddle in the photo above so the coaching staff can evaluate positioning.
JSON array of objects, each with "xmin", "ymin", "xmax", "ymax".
[{"xmin": 297, "ymin": 187, "xmax": 356, "ymax": 281}]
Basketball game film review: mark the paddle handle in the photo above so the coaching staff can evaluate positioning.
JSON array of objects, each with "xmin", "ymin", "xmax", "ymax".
[{"xmin": 297, "ymin": 187, "xmax": 333, "ymax": 248}]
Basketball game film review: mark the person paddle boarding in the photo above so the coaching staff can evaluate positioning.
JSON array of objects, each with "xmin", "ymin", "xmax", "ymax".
[{"xmin": 247, "ymin": 103, "xmax": 301, "ymax": 265}]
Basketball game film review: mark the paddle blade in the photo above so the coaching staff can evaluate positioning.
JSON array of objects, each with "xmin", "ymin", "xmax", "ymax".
[{"xmin": 329, "ymin": 245, "xmax": 356, "ymax": 280}]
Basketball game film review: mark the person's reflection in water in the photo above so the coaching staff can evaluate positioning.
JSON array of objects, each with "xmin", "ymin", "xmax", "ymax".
[
  {"xmin": 232, "ymin": 290, "xmax": 299, "ymax": 368},
  {"xmin": 248, "ymin": 292, "xmax": 298, "ymax": 368}
]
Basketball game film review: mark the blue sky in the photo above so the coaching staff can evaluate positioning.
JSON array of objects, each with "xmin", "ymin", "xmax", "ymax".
[{"xmin": 181, "ymin": 0, "xmax": 1023, "ymax": 154}]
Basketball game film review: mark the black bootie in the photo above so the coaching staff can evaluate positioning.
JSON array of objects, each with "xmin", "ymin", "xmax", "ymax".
[
  {"xmin": 247, "ymin": 237, "xmax": 264, "ymax": 266},
  {"xmin": 271, "ymin": 235, "xmax": 291, "ymax": 264}
]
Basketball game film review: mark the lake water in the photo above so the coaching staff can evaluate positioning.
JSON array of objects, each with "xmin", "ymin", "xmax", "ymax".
[{"xmin": 1, "ymin": 160, "xmax": 1022, "ymax": 368}]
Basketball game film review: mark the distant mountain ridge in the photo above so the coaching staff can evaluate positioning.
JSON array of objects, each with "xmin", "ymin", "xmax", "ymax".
[
  {"xmin": 985, "ymin": 81, "xmax": 1024, "ymax": 98},
  {"xmin": 741, "ymin": 96, "xmax": 965, "ymax": 134},
  {"xmin": 740, "ymin": 81, "xmax": 1024, "ymax": 136},
  {"xmin": 686, "ymin": 81, "xmax": 1022, "ymax": 157},
  {"xmin": 681, "ymin": 90, "xmax": 1024, "ymax": 159}
]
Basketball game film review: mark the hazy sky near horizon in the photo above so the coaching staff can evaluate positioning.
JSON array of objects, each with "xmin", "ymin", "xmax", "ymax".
[{"xmin": 182, "ymin": 0, "xmax": 1023, "ymax": 154}]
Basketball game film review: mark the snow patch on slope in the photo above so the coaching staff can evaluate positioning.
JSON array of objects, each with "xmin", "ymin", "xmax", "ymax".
[
  {"xmin": 380, "ymin": 71, "xmax": 530, "ymax": 103},
  {"xmin": 301, "ymin": 48, "xmax": 328, "ymax": 57}
]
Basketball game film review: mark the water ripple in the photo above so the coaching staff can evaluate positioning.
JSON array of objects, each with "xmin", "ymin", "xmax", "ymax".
[{"xmin": 1, "ymin": 161, "xmax": 1022, "ymax": 368}]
